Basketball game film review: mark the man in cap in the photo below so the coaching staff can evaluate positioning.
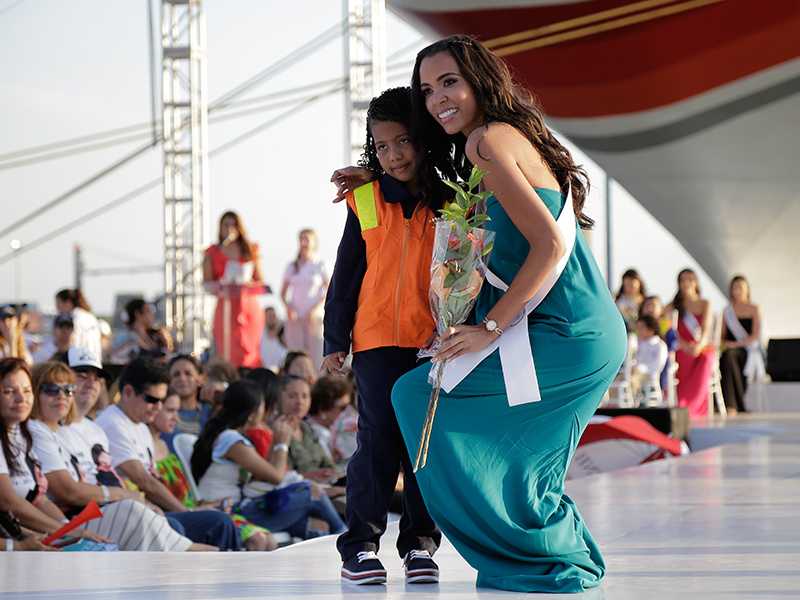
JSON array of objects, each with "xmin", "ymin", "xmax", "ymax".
[
  {"xmin": 31, "ymin": 314, "xmax": 75, "ymax": 364},
  {"xmin": 57, "ymin": 346, "xmax": 111, "ymax": 417}
]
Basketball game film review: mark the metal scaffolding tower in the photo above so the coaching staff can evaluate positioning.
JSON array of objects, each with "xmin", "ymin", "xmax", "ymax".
[
  {"xmin": 161, "ymin": 0, "xmax": 211, "ymax": 355},
  {"xmin": 344, "ymin": 0, "xmax": 386, "ymax": 164}
]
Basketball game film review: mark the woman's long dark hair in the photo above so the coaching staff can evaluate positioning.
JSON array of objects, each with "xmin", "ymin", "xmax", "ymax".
[
  {"xmin": 191, "ymin": 379, "xmax": 264, "ymax": 481},
  {"xmin": 671, "ymin": 268, "xmax": 699, "ymax": 317},
  {"xmin": 616, "ymin": 269, "xmax": 647, "ymax": 299},
  {"xmin": 0, "ymin": 358, "xmax": 36, "ymax": 476},
  {"xmin": 243, "ymin": 368, "xmax": 281, "ymax": 415},
  {"xmin": 411, "ymin": 35, "xmax": 594, "ymax": 228},
  {"xmin": 218, "ymin": 211, "xmax": 255, "ymax": 261},
  {"xmin": 359, "ymin": 86, "xmax": 451, "ymax": 208},
  {"xmin": 56, "ymin": 288, "xmax": 92, "ymax": 312}
]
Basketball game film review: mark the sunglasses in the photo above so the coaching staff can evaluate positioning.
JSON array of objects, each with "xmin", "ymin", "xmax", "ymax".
[
  {"xmin": 41, "ymin": 382, "xmax": 77, "ymax": 397},
  {"xmin": 139, "ymin": 391, "xmax": 166, "ymax": 404}
]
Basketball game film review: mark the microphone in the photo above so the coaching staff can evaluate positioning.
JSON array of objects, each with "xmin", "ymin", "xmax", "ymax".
[{"xmin": 222, "ymin": 232, "xmax": 236, "ymax": 247}]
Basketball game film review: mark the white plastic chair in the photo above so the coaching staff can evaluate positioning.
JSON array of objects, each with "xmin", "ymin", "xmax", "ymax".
[
  {"xmin": 607, "ymin": 332, "xmax": 637, "ymax": 408},
  {"xmin": 173, "ymin": 433, "xmax": 201, "ymax": 500},
  {"xmin": 664, "ymin": 310, "xmax": 679, "ymax": 408},
  {"xmin": 641, "ymin": 373, "xmax": 664, "ymax": 407}
]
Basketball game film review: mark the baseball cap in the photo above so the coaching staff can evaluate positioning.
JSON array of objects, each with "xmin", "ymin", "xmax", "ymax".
[
  {"xmin": 0, "ymin": 305, "xmax": 15, "ymax": 319},
  {"xmin": 59, "ymin": 347, "xmax": 112, "ymax": 382}
]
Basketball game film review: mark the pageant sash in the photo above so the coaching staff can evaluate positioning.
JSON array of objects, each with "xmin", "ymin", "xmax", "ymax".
[
  {"xmin": 682, "ymin": 311, "xmax": 703, "ymax": 343},
  {"xmin": 723, "ymin": 304, "xmax": 766, "ymax": 380},
  {"xmin": 439, "ymin": 188, "xmax": 577, "ymax": 407}
]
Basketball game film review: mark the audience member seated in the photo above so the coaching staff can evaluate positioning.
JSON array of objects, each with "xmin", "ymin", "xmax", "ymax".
[
  {"xmin": 640, "ymin": 296, "xmax": 679, "ymax": 393},
  {"xmin": 191, "ymin": 379, "xmax": 346, "ymax": 540},
  {"xmin": 94, "ymin": 356, "xmax": 241, "ymax": 551},
  {"xmin": 164, "ymin": 354, "xmax": 214, "ymax": 452},
  {"xmin": 109, "ymin": 299, "xmax": 174, "ymax": 365},
  {"xmin": 259, "ymin": 307, "xmax": 286, "ymax": 373},
  {"xmin": 307, "ymin": 375, "xmax": 353, "ymax": 462},
  {"xmin": 280, "ymin": 350, "xmax": 317, "ymax": 386},
  {"xmin": 0, "ymin": 305, "xmax": 32, "ymax": 364},
  {"xmin": 614, "ymin": 269, "xmax": 647, "ymax": 333},
  {"xmin": 0, "ymin": 357, "xmax": 128, "ymax": 550},
  {"xmin": 242, "ymin": 368, "xmax": 282, "ymax": 458},
  {"xmin": 280, "ymin": 375, "xmax": 345, "ymax": 499},
  {"xmin": 148, "ymin": 387, "xmax": 276, "ymax": 551},
  {"xmin": 31, "ymin": 314, "xmax": 73, "ymax": 364},
  {"xmin": 720, "ymin": 275, "xmax": 764, "ymax": 413},
  {"xmin": 55, "ymin": 289, "xmax": 102, "ymax": 359},
  {"xmin": 665, "ymin": 269, "xmax": 714, "ymax": 418},
  {"xmin": 27, "ymin": 360, "xmax": 209, "ymax": 551},
  {"xmin": 631, "ymin": 316, "xmax": 669, "ymax": 401},
  {"xmin": 329, "ymin": 369, "xmax": 359, "ymax": 466}
]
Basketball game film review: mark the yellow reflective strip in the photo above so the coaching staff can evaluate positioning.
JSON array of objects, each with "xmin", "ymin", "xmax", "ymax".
[{"xmin": 353, "ymin": 183, "xmax": 379, "ymax": 231}]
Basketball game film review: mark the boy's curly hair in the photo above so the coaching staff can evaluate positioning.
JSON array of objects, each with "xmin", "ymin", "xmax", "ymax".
[
  {"xmin": 358, "ymin": 87, "xmax": 452, "ymax": 207},
  {"xmin": 358, "ymin": 87, "xmax": 413, "ymax": 175}
]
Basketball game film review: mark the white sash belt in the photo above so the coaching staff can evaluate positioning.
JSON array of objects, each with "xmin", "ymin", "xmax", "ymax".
[
  {"xmin": 723, "ymin": 304, "xmax": 766, "ymax": 380},
  {"xmin": 439, "ymin": 190, "xmax": 577, "ymax": 407}
]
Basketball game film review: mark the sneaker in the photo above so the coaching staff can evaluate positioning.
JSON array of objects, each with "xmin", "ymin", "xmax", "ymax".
[
  {"xmin": 403, "ymin": 549, "xmax": 439, "ymax": 584},
  {"xmin": 341, "ymin": 551, "xmax": 387, "ymax": 585}
]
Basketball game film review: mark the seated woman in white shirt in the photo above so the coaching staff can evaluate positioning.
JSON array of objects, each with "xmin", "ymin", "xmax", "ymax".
[
  {"xmin": 191, "ymin": 379, "xmax": 346, "ymax": 540},
  {"xmin": 26, "ymin": 360, "xmax": 215, "ymax": 551}
]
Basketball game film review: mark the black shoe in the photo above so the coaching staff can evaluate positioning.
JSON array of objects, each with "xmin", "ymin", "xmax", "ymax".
[
  {"xmin": 403, "ymin": 549, "xmax": 439, "ymax": 584},
  {"xmin": 341, "ymin": 551, "xmax": 387, "ymax": 585}
]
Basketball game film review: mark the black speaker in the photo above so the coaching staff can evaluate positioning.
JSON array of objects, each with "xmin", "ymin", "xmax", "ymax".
[{"xmin": 767, "ymin": 338, "xmax": 800, "ymax": 382}]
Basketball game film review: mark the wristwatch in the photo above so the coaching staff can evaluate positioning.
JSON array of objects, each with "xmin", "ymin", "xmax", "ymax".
[{"xmin": 482, "ymin": 317, "xmax": 504, "ymax": 336}]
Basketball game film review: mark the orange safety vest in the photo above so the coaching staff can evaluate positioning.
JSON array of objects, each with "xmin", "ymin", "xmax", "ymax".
[{"xmin": 346, "ymin": 180, "xmax": 437, "ymax": 353}]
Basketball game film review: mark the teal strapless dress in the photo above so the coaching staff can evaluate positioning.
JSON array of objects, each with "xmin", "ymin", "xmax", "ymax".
[{"xmin": 392, "ymin": 189, "xmax": 627, "ymax": 592}]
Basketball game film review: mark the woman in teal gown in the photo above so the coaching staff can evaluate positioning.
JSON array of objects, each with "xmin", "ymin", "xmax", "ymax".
[{"xmin": 391, "ymin": 36, "xmax": 627, "ymax": 593}]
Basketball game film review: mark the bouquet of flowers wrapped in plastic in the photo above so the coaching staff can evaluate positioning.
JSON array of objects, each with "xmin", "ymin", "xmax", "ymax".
[{"xmin": 414, "ymin": 166, "xmax": 495, "ymax": 471}]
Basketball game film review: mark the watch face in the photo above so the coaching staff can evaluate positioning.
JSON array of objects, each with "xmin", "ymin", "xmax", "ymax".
[{"xmin": 485, "ymin": 319, "xmax": 497, "ymax": 331}]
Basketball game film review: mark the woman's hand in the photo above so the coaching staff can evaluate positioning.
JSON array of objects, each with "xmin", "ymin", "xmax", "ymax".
[
  {"xmin": 330, "ymin": 167, "xmax": 376, "ymax": 203},
  {"xmin": 303, "ymin": 468, "xmax": 335, "ymax": 483},
  {"xmin": 270, "ymin": 416, "xmax": 294, "ymax": 446},
  {"xmin": 433, "ymin": 324, "xmax": 497, "ymax": 363},
  {"xmin": 285, "ymin": 308, "xmax": 298, "ymax": 321},
  {"xmin": 17, "ymin": 530, "xmax": 61, "ymax": 552},
  {"xmin": 322, "ymin": 352, "xmax": 348, "ymax": 375},
  {"xmin": 70, "ymin": 528, "xmax": 113, "ymax": 544}
]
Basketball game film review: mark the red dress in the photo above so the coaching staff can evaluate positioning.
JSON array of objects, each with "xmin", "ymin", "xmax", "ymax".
[
  {"xmin": 675, "ymin": 313, "xmax": 714, "ymax": 418},
  {"xmin": 205, "ymin": 244, "xmax": 266, "ymax": 368}
]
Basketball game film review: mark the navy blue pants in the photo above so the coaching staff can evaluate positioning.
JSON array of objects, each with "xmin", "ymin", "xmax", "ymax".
[
  {"xmin": 166, "ymin": 510, "xmax": 241, "ymax": 551},
  {"xmin": 337, "ymin": 346, "xmax": 441, "ymax": 561}
]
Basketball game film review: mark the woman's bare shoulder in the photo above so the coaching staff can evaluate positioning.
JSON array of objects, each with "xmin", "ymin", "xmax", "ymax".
[{"xmin": 465, "ymin": 122, "xmax": 525, "ymax": 162}]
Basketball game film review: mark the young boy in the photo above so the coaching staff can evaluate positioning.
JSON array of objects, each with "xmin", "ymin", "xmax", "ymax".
[{"xmin": 323, "ymin": 88, "xmax": 444, "ymax": 585}]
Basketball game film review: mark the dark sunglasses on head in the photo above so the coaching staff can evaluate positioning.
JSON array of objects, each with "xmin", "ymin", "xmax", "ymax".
[
  {"xmin": 139, "ymin": 391, "xmax": 166, "ymax": 404},
  {"xmin": 41, "ymin": 382, "xmax": 77, "ymax": 397}
]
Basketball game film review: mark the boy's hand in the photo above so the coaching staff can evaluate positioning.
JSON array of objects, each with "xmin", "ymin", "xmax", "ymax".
[{"xmin": 322, "ymin": 352, "xmax": 348, "ymax": 375}]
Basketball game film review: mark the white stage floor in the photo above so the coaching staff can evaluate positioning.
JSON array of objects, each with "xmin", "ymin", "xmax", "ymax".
[{"xmin": 4, "ymin": 412, "xmax": 800, "ymax": 599}]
